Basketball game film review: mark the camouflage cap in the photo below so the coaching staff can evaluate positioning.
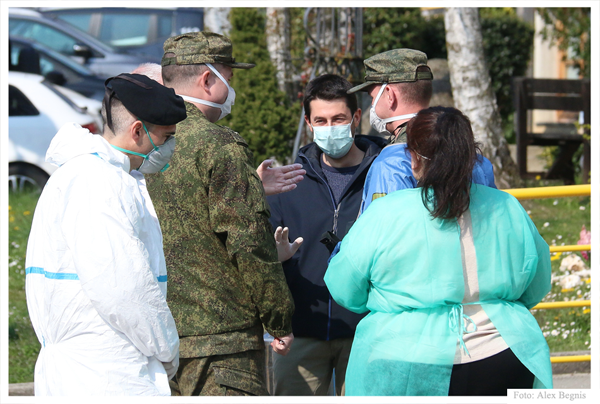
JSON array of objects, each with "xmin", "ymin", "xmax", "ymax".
[
  {"xmin": 347, "ymin": 49, "xmax": 433, "ymax": 94},
  {"xmin": 161, "ymin": 31, "xmax": 255, "ymax": 69}
]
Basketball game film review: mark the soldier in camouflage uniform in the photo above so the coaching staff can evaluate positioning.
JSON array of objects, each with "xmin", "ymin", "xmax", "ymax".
[
  {"xmin": 145, "ymin": 31, "xmax": 295, "ymax": 396},
  {"xmin": 347, "ymin": 49, "xmax": 495, "ymax": 214},
  {"xmin": 348, "ymin": 48, "xmax": 433, "ymax": 145}
]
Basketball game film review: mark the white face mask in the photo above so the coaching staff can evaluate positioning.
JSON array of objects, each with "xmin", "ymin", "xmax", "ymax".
[
  {"xmin": 179, "ymin": 63, "xmax": 235, "ymax": 121},
  {"xmin": 370, "ymin": 83, "xmax": 417, "ymax": 134},
  {"xmin": 310, "ymin": 119, "xmax": 354, "ymax": 159},
  {"xmin": 137, "ymin": 136, "xmax": 176, "ymax": 174},
  {"xmin": 111, "ymin": 121, "xmax": 176, "ymax": 174}
]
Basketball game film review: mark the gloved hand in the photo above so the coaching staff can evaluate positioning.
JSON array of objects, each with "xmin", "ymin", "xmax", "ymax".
[
  {"xmin": 274, "ymin": 226, "xmax": 303, "ymax": 262},
  {"xmin": 162, "ymin": 355, "xmax": 179, "ymax": 380}
]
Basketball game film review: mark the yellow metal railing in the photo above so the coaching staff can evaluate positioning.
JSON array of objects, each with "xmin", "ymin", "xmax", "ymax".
[
  {"xmin": 550, "ymin": 245, "xmax": 591, "ymax": 253},
  {"xmin": 503, "ymin": 184, "xmax": 591, "ymax": 200},
  {"xmin": 503, "ymin": 184, "xmax": 591, "ymax": 365},
  {"xmin": 533, "ymin": 300, "xmax": 590, "ymax": 310},
  {"xmin": 551, "ymin": 355, "xmax": 590, "ymax": 363}
]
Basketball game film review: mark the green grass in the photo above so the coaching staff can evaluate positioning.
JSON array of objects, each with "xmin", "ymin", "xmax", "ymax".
[
  {"xmin": 520, "ymin": 178, "xmax": 592, "ymax": 353},
  {"xmin": 8, "ymin": 191, "xmax": 41, "ymax": 383},
  {"xmin": 7, "ymin": 178, "xmax": 591, "ymax": 383}
]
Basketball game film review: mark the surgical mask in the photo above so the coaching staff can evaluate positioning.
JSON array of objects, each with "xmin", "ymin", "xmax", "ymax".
[
  {"xmin": 370, "ymin": 83, "xmax": 417, "ymax": 134},
  {"xmin": 111, "ymin": 121, "xmax": 176, "ymax": 174},
  {"xmin": 310, "ymin": 119, "xmax": 354, "ymax": 159},
  {"xmin": 179, "ymin": 63, "xmax": 235, "ymax": 121}
]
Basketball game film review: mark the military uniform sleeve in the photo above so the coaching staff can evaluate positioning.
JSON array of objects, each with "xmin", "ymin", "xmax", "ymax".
[{"xmin": 208, "ymin": 143, "xmax": 294, "ymax": 338}]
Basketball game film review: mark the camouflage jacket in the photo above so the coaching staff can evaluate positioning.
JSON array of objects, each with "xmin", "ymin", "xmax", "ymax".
[
  {"xmin": 387, "ymin": 123, "xmax": 407, "ymax": 145},
  {"xmin": 146, "ymin": 102, "xmax": 294, "ymax": 358}
]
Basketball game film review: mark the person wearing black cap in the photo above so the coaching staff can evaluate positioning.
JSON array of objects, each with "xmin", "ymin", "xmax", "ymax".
[
  {"xmin": 145, "ymin": 31, "xmax": 296, "ymax": 396},
  {"xmin": 24, "ymin": 73, "xmax": 187, "ymax": 396}
]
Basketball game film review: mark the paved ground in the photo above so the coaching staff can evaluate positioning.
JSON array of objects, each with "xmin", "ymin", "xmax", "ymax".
[
  {"xmin": 552, "ymin": 373, "xmax": 591, "ymax": 389},
  {"xmin": 8, "ymin": 372, "xmax": 592, "ymax": 396}
]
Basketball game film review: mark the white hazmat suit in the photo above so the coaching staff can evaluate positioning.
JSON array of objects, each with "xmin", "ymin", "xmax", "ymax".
[{"xmin": 25, "ymin": 123, "xmax": 179, "ymax": 396}]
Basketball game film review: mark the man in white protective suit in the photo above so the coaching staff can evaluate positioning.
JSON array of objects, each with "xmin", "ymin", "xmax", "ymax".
[{"xmin": 24, "ymin": 73, "xmax": 187, "ymax": 396}]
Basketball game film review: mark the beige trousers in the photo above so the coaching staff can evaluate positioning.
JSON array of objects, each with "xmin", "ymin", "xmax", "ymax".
[{"xmin": 272, "ymin": 336, "xmax": 353, "ymax": 396}]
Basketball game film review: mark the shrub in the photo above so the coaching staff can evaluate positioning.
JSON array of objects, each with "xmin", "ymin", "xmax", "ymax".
[
  {"xmin": 224, "ymin": 8, "xmax": 302, "ymax": 165},
  {"xmin": 363, "ymin": 8, "xmax": 534, "ymax": 142}
]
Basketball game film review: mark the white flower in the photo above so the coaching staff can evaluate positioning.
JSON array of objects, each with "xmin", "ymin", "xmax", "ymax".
[
  {"xmin": 557, "ymin": 235, "xmax": 562, "ymax": 239},
  {"xmin": 553, "ymin": 200, "xmax": 558, "ymax": 205},
  {"xmin": 559, "ymin": 274, "xmax": 583, "ymax": 289},
  {"xmin": 559, "ymin": 254, "xmax": 587, "ymax": 272},
  {"xmin": 551, "ymin": 330, "xmax": 560, "ymax": 336},
  {"xmin": 543, "ymin": 222, "xmax": 550, "ymax": 227},
  {"xmin": 579, "ymin": 206, "xmax": 585, "ymax": 210}
]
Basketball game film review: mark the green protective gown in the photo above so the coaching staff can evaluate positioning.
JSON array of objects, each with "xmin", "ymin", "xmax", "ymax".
[{"xmin": 324, "ymin": 184, "xmax": 552, "ymax": 396}]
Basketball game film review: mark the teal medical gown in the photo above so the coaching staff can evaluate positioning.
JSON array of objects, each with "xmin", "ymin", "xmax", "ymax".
[{"xmin": 324, "ymin": 184, "xmax": 552, "ymax": 395}]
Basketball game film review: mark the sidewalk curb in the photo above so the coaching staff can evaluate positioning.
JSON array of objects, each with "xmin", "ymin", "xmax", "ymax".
[
  {"xmin": 9, "ymin": 351, "xmax": 591, "ymax": 396},
  {"xmin": 8, "ymin": 382, "xmax": 33, "ymax": 396},
  {"xmin": 551, "ymin": 351, "xmax": 591, "ymax": 374}
]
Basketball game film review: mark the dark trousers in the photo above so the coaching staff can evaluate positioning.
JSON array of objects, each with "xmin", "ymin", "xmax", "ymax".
[{"xmin": 449, "ymin": 348, "xmax": 535, "ymax": 396}]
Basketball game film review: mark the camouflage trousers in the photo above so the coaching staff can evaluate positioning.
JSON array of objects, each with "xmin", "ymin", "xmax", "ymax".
[{"xmin": 170, "ymin": 349, "xmax": 269, "ymax": 396}]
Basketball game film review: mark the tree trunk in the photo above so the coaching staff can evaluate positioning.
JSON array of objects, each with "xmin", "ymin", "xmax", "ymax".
[
  {"xmin": 266, "ymin": 8, "xmax": 294, "ymax": 100},
  {"xmin": 444, "ymin": 7, "xmax": 520, "ymax": 189},
  {"xmin": 204, "ymin": 8, "xmax": 231, "ymax": 35}
]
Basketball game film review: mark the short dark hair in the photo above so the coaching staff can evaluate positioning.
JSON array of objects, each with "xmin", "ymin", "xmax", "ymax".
[
  {"xmin": 406, "ymin": 106, "xmax": 481, "ymax": 220},
  {"xmin": 101, "ymin": 96, "xmax": 155, "ymax": 135},
  {"xmin": 303, "ymin": 74, "xmax": 358, "ymax": 119}
]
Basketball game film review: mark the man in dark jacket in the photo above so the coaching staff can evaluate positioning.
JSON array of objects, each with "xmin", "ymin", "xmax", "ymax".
[{"xmin": 267, "ymin": 74, "xmax": 386, "ymax": 395}]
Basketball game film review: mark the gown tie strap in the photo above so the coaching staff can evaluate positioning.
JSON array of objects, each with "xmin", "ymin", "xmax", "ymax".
[{"xmin": 449, "ymin": 303, "xmax": 477, "ymax": 357}]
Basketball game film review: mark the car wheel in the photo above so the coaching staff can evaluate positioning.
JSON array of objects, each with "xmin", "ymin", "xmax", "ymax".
[{"xmin": 9, "ymin": 163, "xmax": 49, "ymax": 193}]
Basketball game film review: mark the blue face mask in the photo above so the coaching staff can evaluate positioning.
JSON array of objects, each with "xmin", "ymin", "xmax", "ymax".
[
  {"xmin": 111, "ymin": 121, "xmax": 175, "ymax": 173},
  {"xmin": 310, "ymin": 119, "xmax": 354, "ymax": 159}
]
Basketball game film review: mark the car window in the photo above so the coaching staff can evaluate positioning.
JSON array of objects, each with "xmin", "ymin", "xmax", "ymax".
[
  {"xmin": 41, "ymin": 81, "xmax": 88, "ymax": 115},
  {"xmin": 9, "ymin": 85, "xmax": 40, "ymax": 116},
  {"xmin": 40, "ymin": 54, "xmax": 82, "ymax": 82},
  {"xmin": 56, "ymin": 13, "xmax": 92, "ymax": 33},
  {"xmin": 157, "ymin": 14, "xmax": 172, "ymax": 38},
  {"xmin": 11, "ymin": 41, "xmax": 81, "ymax": 82},
  {"xmin": 100, "ymin": 14, "xmax": 159, "ymax": 46},
  {"xmin": 9, "ymin": 19, "xmax": 80, "ymax": 56}
]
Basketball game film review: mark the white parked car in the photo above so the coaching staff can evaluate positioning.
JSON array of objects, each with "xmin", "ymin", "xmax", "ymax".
[{"xmin": 9, "ymin": 71, "xmax": 102, "ymax": 192}]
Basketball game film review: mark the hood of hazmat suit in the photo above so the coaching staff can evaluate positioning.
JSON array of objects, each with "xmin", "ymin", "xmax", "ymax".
[{"xmin": 25, "ymin": 123, "xmax": 179, "ymax": 396}]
